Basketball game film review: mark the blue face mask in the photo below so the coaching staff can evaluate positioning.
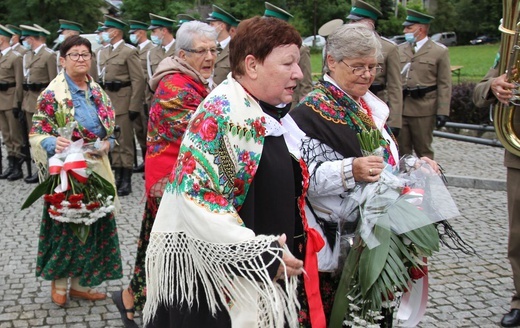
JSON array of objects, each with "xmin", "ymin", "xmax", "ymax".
[
  {"xmin": 129, "ymin": 34, "xmax": 138, "ymax": 45},
  {"xmin": 102, "ymin": 32, "xmax": 112, "ymax": 43},
  {"xmin": 58, "ymin": 34, "xmax": 66, "ymax": 44},
  {"xmin": 22, "ymin": 40, "xmax": 31, "ymax": 50},
  {"xmin": 405, "ymin": 32, "xmax": 416, "ymax": 44},
  {"xmin": 151, "ymin": 35, "xmax": 163, "ymax": 46},
  {"xmin": 95, "ymin": 35, "xmax": 103, "ymax": 45}
]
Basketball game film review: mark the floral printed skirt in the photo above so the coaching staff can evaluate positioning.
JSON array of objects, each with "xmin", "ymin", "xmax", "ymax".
[
  {"xmin": 36, "ymin": 205, "xmax": 123, "ymax": 287},
  {"xmin": 298, "ymin": 271, "xmax": 341, "ymax": 327},
  {"xmin": 130, "ymin": 197, "xmax": 160, "ymax": 311}
]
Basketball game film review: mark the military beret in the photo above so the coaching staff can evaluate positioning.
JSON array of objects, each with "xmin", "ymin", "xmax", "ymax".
[
  {"xmin": 347, "ymin": 0, "xmax": 383, "ymax": 21},
  {"xmin": 128, "ymin": 20, "xmax": 149, "ymax": 33},
  {"xmin": 177, "ymin": 14, "xmax": 197, "ymax": 27},
  {"xmin": 104, "ymin": 15, "xmax": 128, "ymax": 31},
  {"xmin": 148, "ymin": 13, "xmax": 175, "ymax": 30},
  {"xmin": 0, "ymin": 24, "xmax": 14, "ymax": 38},
  {"xmin": 6, "ymin": 24, "xmax": 22, "ymax": 36},
  {"xmin": 403, "ymin": 9, "xmax": 434, "ymax": 26},
  {"xmin": 206, "ymin": 5, "xmax": 239, "ymax": 27},
  {"xmin": 57, "ymin": 19, "xmax": 83, "ymax": 33},
  {"xmin": 264, "ymin": 2, "xmax": 293, "ymax": 22}
]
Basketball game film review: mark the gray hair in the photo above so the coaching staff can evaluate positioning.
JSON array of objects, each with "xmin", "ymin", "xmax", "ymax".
[
  {"xmin": 326, "ymin": 22, "xmax": 382, "ymax": 64},
  {"xmin": 175, "ymin": 21, "xmax": 218, "ymax": 56}
]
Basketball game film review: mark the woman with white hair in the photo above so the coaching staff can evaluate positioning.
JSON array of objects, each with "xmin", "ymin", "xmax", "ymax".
[{"xmin": 111, "ymin": 20, "xmax": 218, "ymax": 328}]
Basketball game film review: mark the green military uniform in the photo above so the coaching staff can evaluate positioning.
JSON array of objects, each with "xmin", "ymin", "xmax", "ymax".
[
  {"xmin": 347, "ymin": 0, "xmax": 403, "ymax": 131},
  {"xmin": 55, "ymin": 19, "xmax": 98, "ymax": 81},
  {"xmin": 0, "ymin": 24, "xmax": 24, "ymax": 180},
  {"xmin": 146, "ymin": 14, "xmax": 175, "ymax": 79},
  {"xmin": 206, "ymin": 5, "xmax": 239, "ymax": 86},
  {"xmin": 20, "ymin": 25, "xmax": 57, "ymax": 129},
  {"xmin": 398, "ymin": 10, "xmax": 451, "ymax": 159},
  {"xmin": 6, "ymin": 25, "xmax": 28, "ymax": 56},
  {"xmin": 128, "ymin": 20, "xmax": 155, "ymax": 171},
  {"xmin": 99, "ymin": 15, "xmax": 145, "ymax": 195},
  {"xmin": 474, "ymin": 62, "xmax": 520, "ymax": 322},
  {"xmin": 263, "ymin": 2, "xmax": 313, "ymax": 108}
]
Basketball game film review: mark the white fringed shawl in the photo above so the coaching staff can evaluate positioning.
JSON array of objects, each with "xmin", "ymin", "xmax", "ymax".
[{"xmin": 143, "ymin": 74, "xmax": 300, "ymax": 327}]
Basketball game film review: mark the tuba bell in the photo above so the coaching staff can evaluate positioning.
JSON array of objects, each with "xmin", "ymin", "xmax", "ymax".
[{"xmin": 494, "ymin": 0, "xmax": 520, "ymax": 156}]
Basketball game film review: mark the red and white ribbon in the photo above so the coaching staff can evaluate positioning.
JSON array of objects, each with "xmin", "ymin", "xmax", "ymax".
[{"xmin": 49, "ymin": 152, "xmax": 88, "ymax": 193}]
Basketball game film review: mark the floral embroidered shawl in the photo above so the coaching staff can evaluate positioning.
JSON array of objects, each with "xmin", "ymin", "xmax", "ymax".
[
  {"xmin": 145, "ymin": 57, "xmax": 210, "ymax": 199},
  {"xmin": 143, "ymin": 75, "xmax": 301, "ymax": 327},
  {"xmin": 29, "ymin": 70, "xmax": 116, "ymax": 189}
]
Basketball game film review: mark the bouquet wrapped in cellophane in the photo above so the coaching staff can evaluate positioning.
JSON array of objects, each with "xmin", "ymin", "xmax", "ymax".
[
  {"xmin": 329, "ymin": 129, "xmax": 460, "ymax": 328},
  {"xmin": 22, "ymin": 122, "xmax": 115, "ymax": 244}
]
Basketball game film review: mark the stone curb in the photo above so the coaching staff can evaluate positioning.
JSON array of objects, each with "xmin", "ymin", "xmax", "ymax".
[{"xmin": 445, "ymin": 175, "xmax": 506, "ymax": 191}]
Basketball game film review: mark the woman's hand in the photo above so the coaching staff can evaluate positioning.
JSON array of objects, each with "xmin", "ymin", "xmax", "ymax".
[
  {"xmin": 419, "ymin": 156, "xmax": 440, "ymax": 174},
  {"xmin": 275, "ymin": 234, "xmax": 304, "ymax": 280},
  {"xmin": 97, "ymin": 140, "xmax": 110, "ymax": 155},
  {"xmin": 353, "ymin": 156, "xmax": 385, "ymax": 182},
  {"xmin": 55, "ymin": 136, "xmax": 71, "ymax": 154}
]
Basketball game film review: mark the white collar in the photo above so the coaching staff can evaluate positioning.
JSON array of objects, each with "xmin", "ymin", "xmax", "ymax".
[
  {"xmin": 139, "ymin": 39, "xmax": 151, "ymax": 50},
  {"xmin": 111, "ymin": 39, "xmax": 124, "ymax": 50}
]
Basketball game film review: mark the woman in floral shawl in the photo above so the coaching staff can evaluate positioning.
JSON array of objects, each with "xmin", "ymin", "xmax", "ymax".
[
  {"xmin": 143, "ymin": 17, "xmax": 325, "ymax": 328},
  {"xmin": 111, "ymin": 21, "xmax": 217, "ymax": 328},
  {"xmin": 29, "ymin": 36, "xmax": 122, "ymax": 307},
  {"xmin": 290, "ymin": 24, "xmax": 438, "ymax": 327}
]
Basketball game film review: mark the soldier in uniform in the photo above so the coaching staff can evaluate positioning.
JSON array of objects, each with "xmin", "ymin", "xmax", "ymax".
[
  {"xmin": 146, "ymin": 14, "xmax": 175, "ymax": 79},
  {"xmin": 347, "ymin": 0, "xmax": 402, "ymax": 136},
  {"xmin": 206, "ymin": 5, "xmax": 239, "ymax": 86},
  {"xmin": 98, "ymin": 15, "xmax": 145, "ymax": 196},
  {"xmin": 177, "ymin": 14, "xmax": 197, "ymax": 26},
  {"xmin": 263, "ymin": 2, "xmax": 313, "ymax": 108},
  {"xmin": 474, "ymin": 59, "xmax": 520, "ymax": 328},
  {"xmin": 0, "ymin": 25, "xmax": 24, "ymax": 181},
  {"xmin": 128, "ymin": 20, "xmax": 155, "ymax": 173},
  {"xmin": 55, "ymin": 19, "xmax": 98, "ymax": 81},
  {"xmin": 398, "ymin": 9, "xmax": 451, "ymax": 159},
  {"xmin": 20, "ymin": 24, "xmax": 57, "ymax": 183},
  {"xmin": 6, "ymin": 25, "xmax": 27, "ymax": 56}
]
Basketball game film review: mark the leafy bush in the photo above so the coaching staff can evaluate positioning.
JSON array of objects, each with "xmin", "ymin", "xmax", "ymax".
[{"xmin": 449, "ymin": 82, "xmax": 491, "ymax": 125}]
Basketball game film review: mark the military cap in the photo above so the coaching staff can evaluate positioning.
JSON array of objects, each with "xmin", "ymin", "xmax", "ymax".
[
  {"xmin": 0, "ymin": 24, "xmax": 14, "ymax": 38},
  {"xmin": 6, "ymin": 24, "xmax": 22, "ymax": 36},
  {"xmin": 128, "ymin": 20, "xmax": 149, "ymax": 33},
  {"xmin": 148, "ymin": 13, "xmax": 175, "ymax": 30},
  {"xmin": 177, "ymin": 14, "xmax": 197, "ymax": 27},
  {"xmin": 95, "ymin": 22, "xmax": 105, "ymax": 33},
  {"xmin": 33, "ymin": 24, "xmax": 50, "ymax": 36},
  {"xmin": 318, "ymin": 19, "xmax": 344, "ymax": 37},
  {"xmin": 206, "ymin": 5, "xmax": 239, "ymax": 27},
  {"xmin": 57, "ymin": 19, "xmax": 83, "ymax": 33},
  {"xmin": 264, "ymin": 2, "xmax": 293, "ymax": 22},
  {"xmin": 402, "ymin": 9, "xmax": 434, "ymax": 26},
  {"xmin": 104, "ymin": 15, "xmax": 128, "ymax": 30},
  {"xmin": 20, "ymin": 24, "xmax": 44, "ymax": 38},
  {"xmin": 347, "ymin": 0, "xmax": 382, "ymax": 21}
]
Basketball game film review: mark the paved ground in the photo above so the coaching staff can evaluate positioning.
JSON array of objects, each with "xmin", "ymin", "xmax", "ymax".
[{"xmin": 0, "ymin": 137, "xmax": 512, "ymax": 327}]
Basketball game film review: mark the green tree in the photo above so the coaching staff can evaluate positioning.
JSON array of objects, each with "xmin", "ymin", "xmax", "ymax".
[{"xmin": 430, "ymin": 0, "xmax": 457, "ymax": 35}]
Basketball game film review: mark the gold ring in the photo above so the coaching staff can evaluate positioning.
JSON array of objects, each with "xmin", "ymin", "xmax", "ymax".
[{"xmin": 369, "ymin": 168, "xmax": 373, "ymax": 176}]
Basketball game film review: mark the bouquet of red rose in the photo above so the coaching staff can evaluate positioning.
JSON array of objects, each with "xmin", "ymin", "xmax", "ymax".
[{"xmin": 22, "ymin": 125, "xmax": 115, "ymax": 243}]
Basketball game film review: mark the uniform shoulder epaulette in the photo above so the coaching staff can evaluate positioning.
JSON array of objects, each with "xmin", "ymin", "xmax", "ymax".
[
  {"xmin": 11, "ymin": 50, "xmax": 22, "ymax": 57},
  {"xmin": 380, "ymin": 36, "xmax": 396, "ymax": 45},
  {"xmin": 431, "ymin": 40, "xmax": 447, "ymax": 49},
  {"xmin": 124, "ymin": 43, "xmax": 136, "ymax": 50},
  {"xmin": 44, "ymin": 47, "xmax": 55, "ymax": 54}
]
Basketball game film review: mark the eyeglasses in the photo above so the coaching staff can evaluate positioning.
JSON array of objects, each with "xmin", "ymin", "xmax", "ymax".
[
  {"xmin": 341, "ymin": 61, "xmax": 382, "ymax": 76},
  {"xmin": 182, "ymin": 48, "xmax": 219, "ymax": 56},
  {"xmin": 66, "ymin": 52, "xmax": 92, "ymax": 61}
]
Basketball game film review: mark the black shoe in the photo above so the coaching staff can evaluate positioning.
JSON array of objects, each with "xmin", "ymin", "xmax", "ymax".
[
  {"xmin": 0, "ymin": 156, "xmax": 14, "ymax": 179},
  {"xmin": 117, "ymin": 168, "xmax": 132, "ymax": 197},
  {"xmin": 501, "ymin": 309, "xmax": 520, "ymax": 327},
  {"xmin": 132, "ymin": 162, "xmax": 144, "ymax": 173},
  {"xmin": 112, "ymin": 290, "xmax": 138, "ymax": 328},
  {"xmin": 24, "ymin": 173, "xmax": 39, "ymax": 184}
]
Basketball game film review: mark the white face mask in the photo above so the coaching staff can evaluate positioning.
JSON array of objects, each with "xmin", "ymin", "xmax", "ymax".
[
  {"xmin": 22, "ymin": 40, "xmax": 31, "ymax": 50},
  {"xmin": 9, "ymin": 39, "xmax": 13, "ymax": 46},
  {"xmin": 129, "ymin": 34, "xmax": 138, "ymax": 45},
  {"xmin": 58, "ymin": 34, "xmax": 66, "ymax": 44}
]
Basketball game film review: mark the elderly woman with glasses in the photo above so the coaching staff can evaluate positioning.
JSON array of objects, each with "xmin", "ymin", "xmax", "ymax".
[
  {"xmin": 291, "ymin": 23, "xmax": 440, "ymax": 326},
  {"xmin": 29, "ymin": 35, "xmax": 122, "ymax": 307},
  {"xmin": 111, "ymin": 21, "xmax": 218, "ymax": 328}
]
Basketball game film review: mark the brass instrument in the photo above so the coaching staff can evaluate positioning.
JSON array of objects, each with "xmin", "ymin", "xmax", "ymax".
[{"xmin": 495, "ymin": 0, "xmax": 520, "ymax": 156}]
